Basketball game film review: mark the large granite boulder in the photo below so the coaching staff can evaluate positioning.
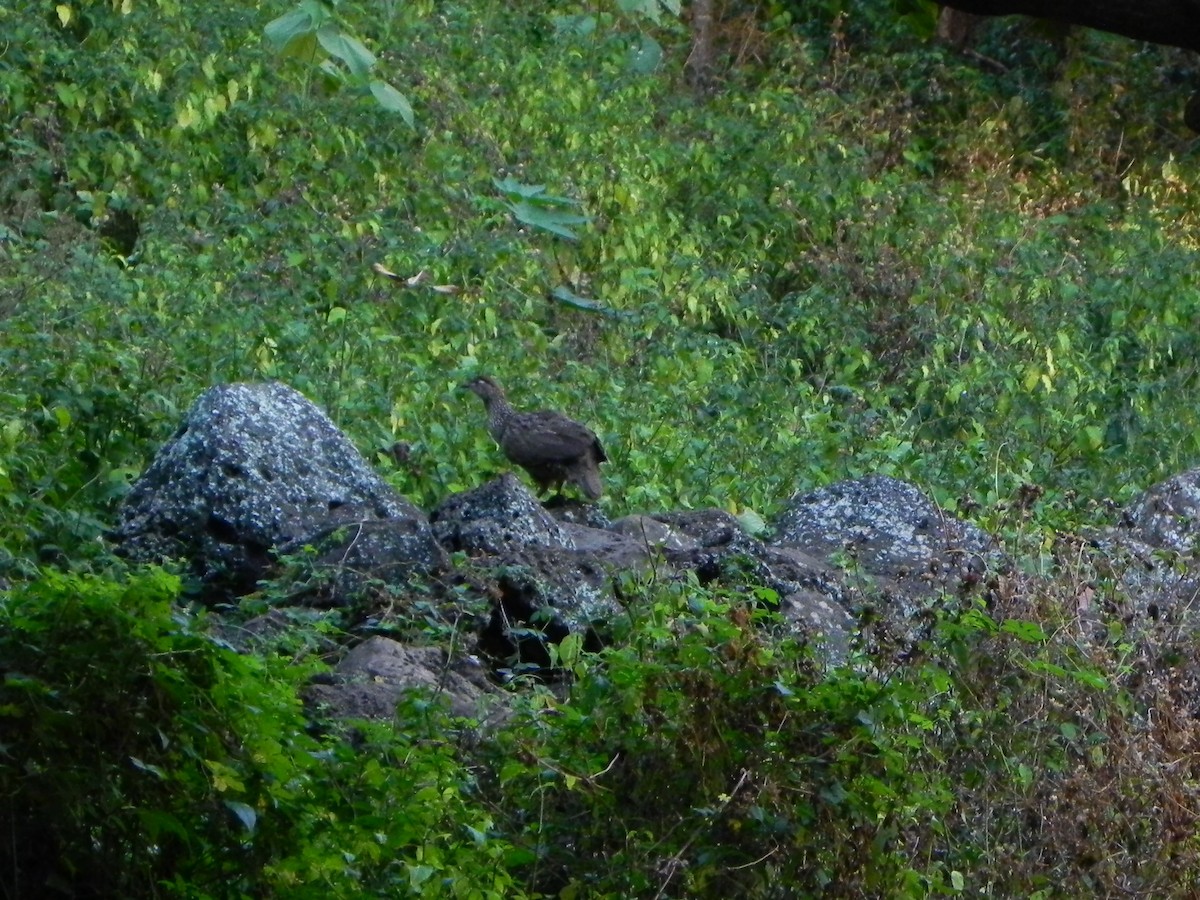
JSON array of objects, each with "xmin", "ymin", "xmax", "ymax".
[
  {"xmin": 773, "ymin": 474, "xmax": 994, "ymax": 614},
  {"xmin": 110, "ymin": 382, "xmax": 442, "ymax": 597}
]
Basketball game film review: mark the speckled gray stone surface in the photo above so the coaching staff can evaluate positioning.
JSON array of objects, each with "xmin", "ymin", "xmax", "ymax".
[
  {"xmin": 773, "ymin": 474, "xmax": 992, "ymax": 581},
  {"xmin": 111, "ymin": 381, "xmax": 429, "ymax": 590}
]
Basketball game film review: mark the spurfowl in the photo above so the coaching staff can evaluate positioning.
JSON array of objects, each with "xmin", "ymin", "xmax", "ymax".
[{"xmin": 463, "ymin": 375, "xmax": 607, "ymax": 500}]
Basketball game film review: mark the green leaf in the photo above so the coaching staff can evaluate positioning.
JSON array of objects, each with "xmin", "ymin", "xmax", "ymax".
[
  {"xmin": 493, "ymin": 177, "xmax": 546, "ymax": 200},
  {"xmin": 264, "ymin": 1, "xmax": 329, "ymax": 54},
  {"xmin": 369, "ymin": 80, "xmax": 414, "ymax": 125},
  {"xmin": 1000, "ymin": 619, "xmax": 1046, "ymax": 643},
  {"xmin": 504, "ymin": 847, "xmax": 538, "ymax": 867},
  {"xmin": 554, "ymin": 14, "xmax": 596, "ymax": 37},
  {"xmin": 627, "ymin": 35, "xmax": 663, "ymax": 76},
  {"xmin": 509, "ymin": 202, "xmax": 590, "ymax": 240},
  {"xmin": 316, "ymin": 24, "xmax": 375, "ymax": 78},
  {"xmin": 129, "ymin": 756, "xmax": 167, "ymax": 779},
  {"xmin": 1070, "ymin": 669, "xmax": 1110, "ymax": 691},
  {"xmin": 275, "ymin": 30, "xmax": 319, "ymax": 62},
  {"xmin": 264, "ymin": 8, "xmax": 311, "ymax": 51},
  {"xmin": 736, "ymin": 508, "xmax": 768, "ymax": 536},
  {"xmin": 550, "ymin": 286, "xmax": 625, "ymax": 318},
  {"xmin": 408, "ymin": 864, "xmax": 436, "ymax": 886},
  {"xmin": 618, "ymin": 0, "xmax": 680, "ymax": 24},
  {"xmin": 225, "ymin": 800, "xmax": 257, "ymax": 835}
]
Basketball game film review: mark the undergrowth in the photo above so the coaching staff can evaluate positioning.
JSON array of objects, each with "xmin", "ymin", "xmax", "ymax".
[{"xmin": 4, "ymin": 0, "xmax": 1200, "ymax": 895}]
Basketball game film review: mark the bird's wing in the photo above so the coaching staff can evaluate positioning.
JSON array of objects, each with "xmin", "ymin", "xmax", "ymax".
[{"xmin": 509, "ymin": 412, "xmax": 600, "ymax": 463}]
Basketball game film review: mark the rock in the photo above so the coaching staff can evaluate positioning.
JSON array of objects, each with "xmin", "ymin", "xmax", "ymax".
[
  {"xmin": 1117, "ymin": 467, "xmax": 1200, "ymax": 553},
  {"xmin": 211, "ymin": 607, "xmax": 341, "ymax": 653},
  {"xmin": 435, "ymin": 491, "xmax": 855, "ymax": 666},
  {"xmin": 654, "ymin": 510, "xmax": 854, "ymax": 661},
  {"xmin": 1075, "ymin": 468, "xmax": 1200, "ymax": 634},
  {"xmin": 430, "ymin": 474, "xmax": 574, "ymax": 554},
  {"xmin": 772, "ymin": 475, "xmax": 993, "ymax": 613},
  {"xmin": 306, "ymin": 636, "xmax": 506, "ymax": 726},
  {"xmin": 548, "ymin": 501, "xmax": 612, "ymax": 530},
  {"xmin": 432, "ymin": 477, "xmax": 637, "ymax": 669},
  {"xmin": 611, "ymin": 514, "xmax": 697, "ymax": 552},
  {"xmin": 284, "ymin": 517, "xmax": 450, "ymax": 608},
  {"xmin": 653, "ymin": 508, "xmax": 747, "ymax": 548},
  {"xmin": 110, "ymin": 381, "xmax": 433, "ymax": 596}
]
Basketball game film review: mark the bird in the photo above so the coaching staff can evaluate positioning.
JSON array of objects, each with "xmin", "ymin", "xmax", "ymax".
[{"xmin": 463, "ymin": 375, "xmax": 607, "ymax": 501}]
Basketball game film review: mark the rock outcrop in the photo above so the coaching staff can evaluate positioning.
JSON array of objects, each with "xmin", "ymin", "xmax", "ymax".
[
  {"xmin": 110, "ymin": 381, "xmax": 445, "ymax": 595},
  {"xmin": 108, "ymin": 382, "xmax": 1045, "ymax": 722}
]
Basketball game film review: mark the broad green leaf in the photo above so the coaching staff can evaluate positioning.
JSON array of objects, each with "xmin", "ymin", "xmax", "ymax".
[
  {"xmin": 554, "ymin": 14, "xmax": 596, "ymax": 37},
  {"xmin": 408, "ymin": 864, "xmax": 435, "ymax": 886},
  {"xmin": 493, "ymin": 179, "xmax": 579, "ymax": 208},
  {"xmin": 508, "ymin": 201, "xmax": 590, "ymax": 240},
  {"xmin": 317, "ymin": 24, "xmax": 375, "ymax": 78},
  {"xmin": 1079, "ymin": 425, "xmax": 1105, "ymax": 451},
  {"xmin": 618, "ymin": 0, "xmax": 678, "ymax": 24},
  {"xmin": 225, "ymin": 800, "xmax": 257, "ymax": 834},
  {"xmin": 318, "ymin": 58, "xmax": 346, "ymax": 84},
  {"xmin": 736, "ymin": 508, "xmax": 768, "ymax": 536},
  {"xmin": 262, "ymin": 7, "xmax": 316, "ymax": 53},
  {"xmin": 137, "ymin": 809, "xmax": 189, "ymax": 842},
  {"xmin": 275, "ymin": 30, "xmax": 319, "ymax": 62},
  {"xmin": 493, "ymin": 176, "xmax": 539, "ymax": 198},
  {"xmin": 504, "ymin": 847, "xmax": 538, "ymax": 867},
  {"xmin": 550, "ymin": 286, "xmax": 625, "ymax": 317},
  {"xmin": 129, "ymin": 756, "xmax": 166, "ymax": 779},
  {"xmin": 1070, "ymin": 668, "xmax": 1109, "ymax": 691},
  {"xmin": 369, "ymin": 80, "xmax": 414, "ymax": 125},
  {"xmin": 627, "ymin": 35, "xmax": 663, "ymax": 75}
]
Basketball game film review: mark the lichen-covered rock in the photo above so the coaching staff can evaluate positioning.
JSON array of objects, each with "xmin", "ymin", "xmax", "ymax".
[
  {"xmin": 650, "ymin": 510, "xmax": 853, "ymax": 661},
  {"xmin": 1077, "ymin": 469, "xmax": 1200, "ymax": 633},
  {"xmin": 110, "ymin": 381, "xmax": 430, "ymax": 594},
  {"xmin": 1118, "ymin": 468, "xmax": 1200, "ymax": 553},
  {"xmin": 772, "ymin": 475, "xmax": 992, "ymax": 603},
  {"xmin": 652, "ymin": 508, "xmax": 747, "ymax": 549},
  {"xmin": 430, "ymin": 474, "xmax": 574, "ymax": 554}
]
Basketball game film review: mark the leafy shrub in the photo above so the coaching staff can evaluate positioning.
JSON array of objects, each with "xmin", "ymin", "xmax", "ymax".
[
  {"xmin": 0, "ymin": 567, "xmax": 528, "ymax": 898},
  {"xmin": 479, "ymin": 572, "xmax": 1200, "ymax": 897},
  {"xmin": 485, "ymin": 581, "xmax": 958, "ymax": 896}
]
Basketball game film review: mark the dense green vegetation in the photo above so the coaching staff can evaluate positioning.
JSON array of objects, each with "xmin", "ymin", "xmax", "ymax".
[{"xmin": 4, "ymin": 0, "xmax": 1200, "ymax": 895}]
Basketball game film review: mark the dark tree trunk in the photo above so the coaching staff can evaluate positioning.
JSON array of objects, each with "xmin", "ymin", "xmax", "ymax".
[
  {"xmin": 942, "ymin": 0, "xmax": 1200, "ymax": 53},
  {"xmin": 687, "ymin": 0, "xmax": 716, "ymax": 90}
]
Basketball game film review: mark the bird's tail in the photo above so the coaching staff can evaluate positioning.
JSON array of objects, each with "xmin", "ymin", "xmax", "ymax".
[{"xmin": 573, "ymin": 464, "xmax": 604, "ymax": 500}]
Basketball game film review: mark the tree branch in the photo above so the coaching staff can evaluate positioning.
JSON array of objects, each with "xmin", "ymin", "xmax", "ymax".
[{"xmin": 943, "ymin": 0, "xmax": 1200, "ymax": 53}]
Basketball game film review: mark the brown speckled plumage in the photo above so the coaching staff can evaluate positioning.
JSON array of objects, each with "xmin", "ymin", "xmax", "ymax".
[{"xmin": 464, "ymin": 376, "xmax": 606, "ymax": 500}]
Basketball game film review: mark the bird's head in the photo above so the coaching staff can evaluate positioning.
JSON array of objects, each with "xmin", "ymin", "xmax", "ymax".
[{"xmin": 463, "ymin": 375, "xmax": 505, "ymax": 402}]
